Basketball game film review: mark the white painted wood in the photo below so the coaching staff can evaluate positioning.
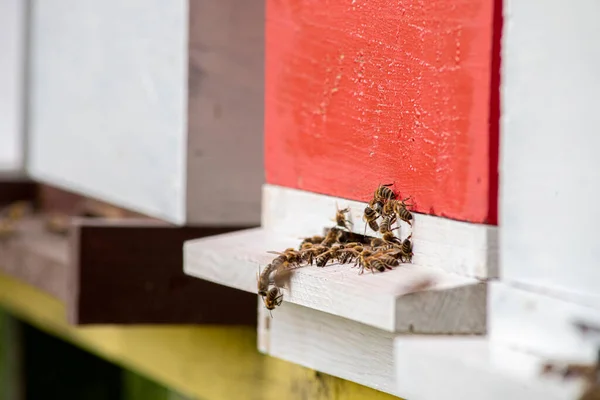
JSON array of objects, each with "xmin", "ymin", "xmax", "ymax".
[
  {"xmin": 262, "ymin": 184, "xmax": 498, "ymax": 279},
  {"xmin": 184, "ymin": 228, "xmax": 486, "ymax": 333},
  {"xmin": 27, "ymin": 0, "xmax": 188, "ymax": 222},
  {"xmin": 0, "ymin": 0, "xmax": 26, "ymax": 172},
  {"xmin": 490, "ymin": 282, "xmax": 600, "ymax": 363},
  {"xmin": 25, "ymin": 1, "xmax": 263, "ymax": 225},
  {"xmin": 394, "ymin": 337, "xmax": 580, "ymax": 400},
  {"xmin": 501, "ymin": 0, "xmax": 600, "ymax": 296},
  {"xmin": 258, "ymin": 302, "xmax": 399, "ymax": 397}
]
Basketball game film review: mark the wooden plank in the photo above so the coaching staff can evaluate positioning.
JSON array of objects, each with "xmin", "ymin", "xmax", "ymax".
[
  {"xmin": 0, "ymin": 180, "xmax": 36, "ymax": 205},
  {"xmin": 186, "ymin": 0, "xmax": 264, "ymax": 226},
  {"xmin": 69, "ymin": 218, "xmax": 256, "ymax": 325},
  {"xmin": 0, "ymin": 215, "xmax": 256, "ymax": 325},
  {"xmin": 0, "ymin": 272, "xmax": 400, "ymax": 400},
  {"xmin": 26, "ymin": 0, "xmax": 188, "ymax": 223},
  {"xmin": 184, "ymin": 228, "xmax": 486, "ymax": 333},
  {"xmin": 489, "ymin": 282, "xmax": 600, "ymax": 363},
  {"xmin": 500, "ymin": 0, "xmax": 600, "ymax": 296},
  {"xmin": 38, "ymin": 184, "xmax": 153, "ymax": 219},
  {"xmin": 258, "ymin": 302, "xmax": 399, "ymax": 397},
  {"xmin": 27, "ymin": 0, "xmax": 264, "ymax": 226},
  {"xmin": 262, "ymin": 184, "xmax": 498, "ymax": 278},
  {"xmin": 0, "ymin": 309, "xmax": 24, "ymax": 400},
  {"xmin": 0, "ymin": 217, "xmax": 68, "ymax": 301},
  {"xmin": 265, "ymin": 0, "xmax": 499, "ymax": 224},
  {"xmin": 0, "ymin": 0, "xmax": 27, "ymax": 173},
  {"xmin": 394, "ymin": 337, "xmax": 579, "ymax": 400}
]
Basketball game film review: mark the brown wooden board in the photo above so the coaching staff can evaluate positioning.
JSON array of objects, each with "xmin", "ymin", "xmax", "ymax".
[
  {"xmin": 68, "ymin": 218, "xmax": 257, "ymax": 325},
  {"xmin": 0, "ymin": 180, "xmax": 36, "ymax": 205},
  {"xmin": 0, "ymin": 216, "xmax": 256, "ymax": 326}
]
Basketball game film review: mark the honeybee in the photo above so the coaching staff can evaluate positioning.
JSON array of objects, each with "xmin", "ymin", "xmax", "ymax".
[
  {"xmin": 316, "ymin": 244, "xmax": 345, "ymax": 267},
  {"xmin": 257, "ymin": 263, "xmax": 278, "ymax": 297},
  {"xmin": 399, "ymin": 234, "xmax": 414, "ymax": 263},
  {"xmin": 373, "ymin": 183, "xmax": 396, "ymax": 204},
  {"xmin": 376, "ymin": 253, "xmax": 400, "ymax": 268},
  {"xmin": 379, "ymin": 214, "xmax": 398, "ymax": 234},
  {"xmin": 299, "ymin": 243, "xmax": 328, "ymax": 265},
  {"xmin": 267, "ymin": 248, "xmax": 303, "ymax": 266},
  {"xmin": 321, "ymin": 227, "xmax": 342, "ymax": 247},
  {"xmin": 334, "ymin": 205, "xmax": 352, "ymax": 231},
  {"xmin": 339, "ymin": 244, "xmax": 364, "ymax": 264},
  {"xmin": 369, "ymin": 258, "xmax": 394, "ymax": 273},
  {"xmin": 384, "ymin": 197, "xmax": 414, "ymax": 226},
  {"xmin": 363, "ymin": 206, "xmax": 379, "ymax": 234},
  {"xmin": 382, "ymin": 231, "xmax": 401, "ymax": 246},
  {"xmin": 355, "ymin": 249, "xmax": 374, "ymax": 274},
  {"xmin": 263, "ymin": 287, "xmax": 284, "ymax": 316},
  {"xmin": 300, "ymin": 235, "xmax": 325, "ymax": 249}
]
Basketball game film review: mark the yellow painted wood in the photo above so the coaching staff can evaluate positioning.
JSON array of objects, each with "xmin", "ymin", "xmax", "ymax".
[{"xmin": 0, "ymin": 272, "xmax": 401, "ymax": 400}]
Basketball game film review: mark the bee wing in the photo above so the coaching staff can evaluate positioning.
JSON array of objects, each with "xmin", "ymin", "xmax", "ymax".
[
  {"xmin": 272, "ymin": 266, "xmax": 296, "ymax": 288},
  {"xmin": 266, "ymin": 251, "xmax": 284, "ymax": 256}
]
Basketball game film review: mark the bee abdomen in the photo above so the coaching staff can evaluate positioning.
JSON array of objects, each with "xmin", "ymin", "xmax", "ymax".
[
  {"xmin": 397, "ymin": 206, "xmax": 413, "ymax": 222},
  {"xmin": 368, "ymin": 220, "xmax": 379, "ymax": 232}
]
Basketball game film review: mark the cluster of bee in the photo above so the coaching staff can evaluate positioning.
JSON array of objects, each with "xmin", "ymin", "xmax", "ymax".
[
  {"xmin": 258, "ymin": 183, "xmax": 415, "ymax": 315},
  {"xmin": 0, "ymin": 201, "xmax": 32, "ymax": 239},
  {"xmin": 542, "ymin": 358, "xmax": 600, "ymax": 400},
  {"xmin": 540, "ymin": 323, "xmax": 600, "ymax": 400}
]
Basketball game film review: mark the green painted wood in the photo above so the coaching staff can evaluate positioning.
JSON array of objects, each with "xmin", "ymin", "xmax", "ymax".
[
  {"xmin": 0, "ymin": 307, "xmax": 23, "ymax": 400},
  {"xmin": 122, "ymin": 370, "xmax": 193, "ymax": 400},
  {"xmin": 22, "ymin": 322, "xmax": 122, "ymax": 399}
]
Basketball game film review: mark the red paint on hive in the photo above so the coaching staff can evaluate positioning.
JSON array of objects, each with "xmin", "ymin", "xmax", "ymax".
[{"xmin": 265, "ymin": 0, "xmax": 499, "ymax": 224}]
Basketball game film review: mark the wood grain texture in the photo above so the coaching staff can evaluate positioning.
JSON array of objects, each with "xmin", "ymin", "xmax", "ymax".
[
  {"xmin": 263, "ymin": 184, "xmax": 498, "ymax": 278},
  {"xmin": 394, "ymin": 337, "xmax": 578, "ymax": 400},
  {"xmin": 0, "ymin": 0, "xmax": 27, "ymax": 172},
  {"xmin": 258, "ymin": 302, "xmax": 399, "ymax": 397},
  {"xmin": 69, "ymin": 218, "xmax": 256, "ymax": 325},
  {"xmin": 500, "ymin": 0, "xmax": 600, "ymax": 298},
  {"xmin": 184, "ymin": 228, "xmax": 486, "ymax": 333},
  {"xmin": 265, "ymin": 0, "xmax": 498, "ymax": 224},
  {"xmin": 489, "ymin": 282, "xmax": 600, "ymax": 363},
  {"xmin": 186, "ymin": 0, "xmax": 264, "ymax": 225}
]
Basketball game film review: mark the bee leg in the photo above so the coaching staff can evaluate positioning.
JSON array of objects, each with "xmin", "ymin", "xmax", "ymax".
[{"xmin": 275, "ymin": 294, "xmax": 284, "ymax": 306}]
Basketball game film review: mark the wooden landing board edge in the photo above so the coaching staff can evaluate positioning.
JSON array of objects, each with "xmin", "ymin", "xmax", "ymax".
[
  {"xmin": 394, "ymin": 337, "xmax": 580, "ymax": 400},
  {"xmin": 0, "ymin": 215, "xmax": 256, "ymax": 325},
  {"xmin": 184, "ymin": 228, "xmax": 486, "ymax": 333},
  {"xmin": 258, "ymin": 301, "xmax": 399, "ymax": 397},
  {"xmin": 489, "ymin": 282, "xmax": 600, "ymax": 362},
  {"xmin": 262, "ymin": 184, "xmax": 498, "ymax": 279}
]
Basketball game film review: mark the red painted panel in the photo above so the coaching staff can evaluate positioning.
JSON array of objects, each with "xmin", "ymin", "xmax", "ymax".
[{"xmin": 265, "ymin": 0, "xmax": 499, "ymax": 224}]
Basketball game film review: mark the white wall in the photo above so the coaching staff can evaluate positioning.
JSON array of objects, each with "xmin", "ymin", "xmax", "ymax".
[
  {"xmin": 0, "ymin": 0, "xmax": 26, "ymax": 173},
  {"xmin": 501, "ymin": 0, "xmax": 600, "ymax": 298},
  {"xmin": 27, "ymin": 0, "xmax": 188, "ymax": 222}
]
